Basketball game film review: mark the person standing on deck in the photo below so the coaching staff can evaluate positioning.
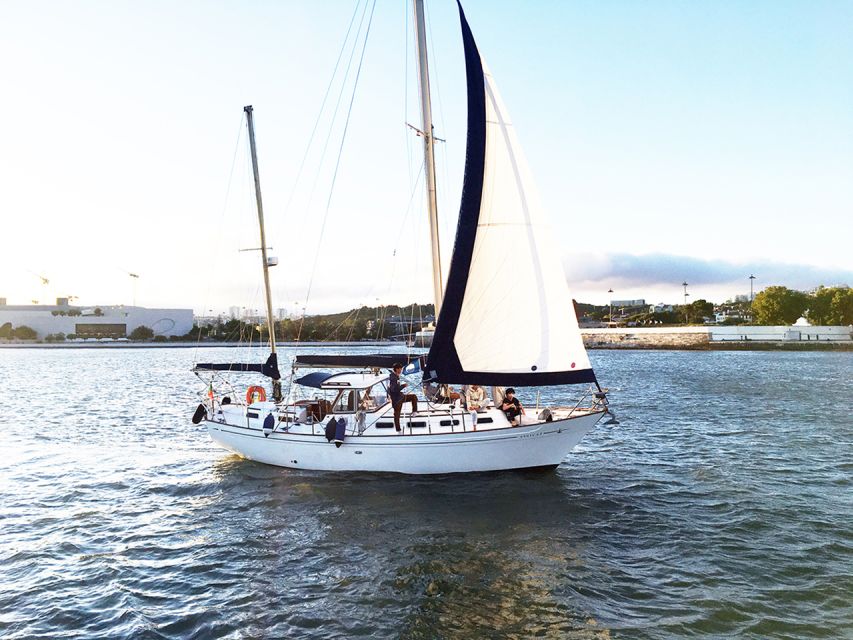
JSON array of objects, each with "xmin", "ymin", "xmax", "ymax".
[{"xmin": 389, "ymin": 363, "xmax": 418, "ymax": 432}]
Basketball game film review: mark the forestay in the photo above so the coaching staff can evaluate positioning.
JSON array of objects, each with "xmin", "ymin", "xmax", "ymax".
[{"xmin": 426, "ymin": 2, "xmax": 595, "ymax": 387}]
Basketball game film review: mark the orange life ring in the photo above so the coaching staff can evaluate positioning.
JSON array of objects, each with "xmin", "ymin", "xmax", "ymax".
[{"xmin": 246, "ymin": 385, "xmax": 267, "ymax": 404}]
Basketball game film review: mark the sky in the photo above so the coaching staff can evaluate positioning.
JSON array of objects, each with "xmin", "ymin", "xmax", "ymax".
[{"xmin": 1, "ymin": 0, "xmax": 851, "ymax": 315}]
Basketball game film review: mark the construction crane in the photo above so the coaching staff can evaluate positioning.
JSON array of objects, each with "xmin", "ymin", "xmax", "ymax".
[{"xmin": 28, "ymin": 270, "xmax": 49, "ymax": 286}]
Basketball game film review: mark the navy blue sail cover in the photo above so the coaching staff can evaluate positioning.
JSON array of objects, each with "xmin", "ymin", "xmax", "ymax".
[
  {"xmin": 424, "ymin": 2, "xmax": 596, "ymax": 387},
  {"xmin": 293, "ymin": 353, "xmax": 424, "ymax": 370},
  {"xmin": 195, "ymin": 352, "xmax": 281, "ymax": 380}
]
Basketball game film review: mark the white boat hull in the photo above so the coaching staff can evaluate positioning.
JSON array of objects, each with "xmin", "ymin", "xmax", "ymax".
[{"xmin": 204, "ymin": 411, "xmax": 603, "ymax": 474}]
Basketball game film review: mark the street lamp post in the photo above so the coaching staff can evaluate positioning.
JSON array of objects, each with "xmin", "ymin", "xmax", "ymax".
[{"xmin": 608, "ymin": 288, "xmax": 614, "ymax": 326}]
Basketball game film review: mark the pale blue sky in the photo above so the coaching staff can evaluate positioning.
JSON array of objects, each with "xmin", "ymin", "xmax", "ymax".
[{"xmin": 1, "ymin": 0, "xmax": 851, "ymax": 314}]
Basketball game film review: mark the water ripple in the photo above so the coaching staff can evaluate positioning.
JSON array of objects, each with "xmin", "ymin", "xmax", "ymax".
[{"xmin": 0, "ymin": 347, "xmax": 851, "ymax": 638}]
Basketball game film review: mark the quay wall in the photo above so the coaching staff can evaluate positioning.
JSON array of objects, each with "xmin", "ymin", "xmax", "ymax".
[
  {"xmin": 582, "ymin": 325, "xmax": 852, "ymax": 349},
  {"xmin": 582, "ymin": 327, "xmax": 710, "ymax": 349}
]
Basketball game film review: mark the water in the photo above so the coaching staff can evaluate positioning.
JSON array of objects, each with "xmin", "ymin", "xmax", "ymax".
[{"xmin": 0, "ymin": 347, "xmax": 851, "ymax": 639}]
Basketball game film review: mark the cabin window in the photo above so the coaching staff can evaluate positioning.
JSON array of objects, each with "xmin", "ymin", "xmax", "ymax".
[
  {"xmin": 359, "ymin": 384, "xmax": 388, "ymax": 411},
  {"xmin": 333, "ymin": 390, "xmax": 356, "ymax": 413}
]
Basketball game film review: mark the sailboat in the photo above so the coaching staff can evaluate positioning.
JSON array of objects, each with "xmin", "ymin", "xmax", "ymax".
[{"xmin": 192, "ymin": 1, "xmax": 612, "ymax": 474}]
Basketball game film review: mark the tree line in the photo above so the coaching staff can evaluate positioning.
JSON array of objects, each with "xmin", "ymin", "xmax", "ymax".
[{"xmin": 752, "ymin": 286, "xmax": 853, "ymax": 326}]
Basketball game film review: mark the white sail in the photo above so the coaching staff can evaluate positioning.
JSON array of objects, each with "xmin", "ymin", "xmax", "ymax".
[{"xmin": 452, "ymin": 64, "xmax": 591, "ymax": 376}]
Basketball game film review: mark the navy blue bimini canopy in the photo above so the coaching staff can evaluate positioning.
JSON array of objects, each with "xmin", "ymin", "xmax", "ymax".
[{"xmin": 294, "ymin": 371, "xmax": 335, "ymax": 389}]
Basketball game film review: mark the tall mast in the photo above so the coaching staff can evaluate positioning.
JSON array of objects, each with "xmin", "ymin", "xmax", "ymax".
[
  {"xmin": 413, "ymin": 0, "xmax": 444, "ymax": 319},
  {"xmin": 244, "ymin": 105, "xmax": 281, "ymax": 401}
]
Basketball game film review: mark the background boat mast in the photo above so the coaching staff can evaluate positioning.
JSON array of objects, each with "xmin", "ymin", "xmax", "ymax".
[
  {"xmin": 413, "ymin": 0, "xmax": 444, "ymax": 319},
  {"xmin": 244, "ymin": 105, "xmax": 281, "ymax": 401}
]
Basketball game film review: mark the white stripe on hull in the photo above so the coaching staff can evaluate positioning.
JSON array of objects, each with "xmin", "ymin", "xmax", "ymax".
[{"xmin": 205, "ymin": 412, "xmax": 603, "ymax": 474}]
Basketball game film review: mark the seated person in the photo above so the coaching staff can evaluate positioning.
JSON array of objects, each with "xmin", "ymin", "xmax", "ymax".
[
  {"xmin": 436, "ymin": 384, "xmax": 461, "ymax": 404},
  {"xmin": 500, "ymin": 388, "xmax": 524, "ymax": 425},
  {"xmin": 465, "ymin": 384, "xmax": 487, "ymax": 411}
]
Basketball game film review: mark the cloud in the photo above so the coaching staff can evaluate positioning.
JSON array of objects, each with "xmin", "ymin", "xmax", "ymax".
[{"xmin": 564, "ymin": 252, "xmax": 853, "ymax": 291}]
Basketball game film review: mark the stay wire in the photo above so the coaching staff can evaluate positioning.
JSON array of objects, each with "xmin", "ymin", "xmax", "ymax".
[
  {"xmin": 282, "ymin": 0, "xmax": 365, "ymax": 219},
  {"xmin": 293, "ymin": 0, "xmax": 373, "ymax": 247},
  {"xmin": 194, "ymin": 112, "xmax": 246, "ymax": 362},
  {"xmin": 297, "ymin": 0, "xmax": 378, "ymax": 342}
]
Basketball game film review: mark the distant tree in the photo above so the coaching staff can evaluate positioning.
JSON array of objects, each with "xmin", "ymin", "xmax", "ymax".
[
  {"xmin": 66, "ymin": 333, "xmax": 77, "ymax": 340},
  {"xmin": 752, "ymin": 286, "xmax": 809, "ymax": 325},
  {"xmin": 129, "ymin": 325, "xmax": 155, "ymax": 340},
  {"xmin": 12, "ymin": 325, "xmax": 37, "ymax": 340},
  {"xmin": 0, "ymin": 322, "xmax": 11, "ymax": 338},
  {"xmin": 67, "ymin": 309, "xmax": 82, "ymax": 317},
  {"xmin": 93, "ymin": 307, "xmax": 104, "ymax": 317},
  {"xmin": 806, "ymin": 286, "xmax": 835, "ymax": 325},
  {"xmin": 686, "ymin": 299, "xmax": 714, "ymax": 324},
  {"xmin": 830, "ymin": 288, "xmax": 853, "ymax": 325},
  {"xmin": 153, "ymin": 335, "xmax": 168, "ymax": 342},
  {"xmin": 44, "ymin": 332, "xmax": 66, "ymax": 342}
]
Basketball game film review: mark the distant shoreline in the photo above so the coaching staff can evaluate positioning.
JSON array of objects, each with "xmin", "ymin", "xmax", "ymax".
[
  {"xmin": 0, "ymin": 341, "xmax": 393, "ymax": 350},
  {"xmin": 1, "ymin": 340, "xmax": 850, "ymax": 352}
]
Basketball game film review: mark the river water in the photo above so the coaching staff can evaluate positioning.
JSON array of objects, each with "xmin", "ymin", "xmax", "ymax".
[{"xmin": 0, "ymin": 346, "xmax": 850, "ymax": 639}]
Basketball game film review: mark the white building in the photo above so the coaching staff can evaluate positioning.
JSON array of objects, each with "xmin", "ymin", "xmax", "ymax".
[
  {"xmin": 0, "ymin": 299, "xmax": 193, "ymax": 339},
  {"xmin": 649, "ymin": 303, "xmax": 674, "ymax": 313}
]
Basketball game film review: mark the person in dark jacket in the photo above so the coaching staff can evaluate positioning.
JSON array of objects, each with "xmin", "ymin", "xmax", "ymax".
[
  {"xmin": 389, "ymin": 363, "xmax": 418, "ymax": 432},
  {"xmin": 500, "ymin": 387, "xmax": 524, "ymax": 425}
]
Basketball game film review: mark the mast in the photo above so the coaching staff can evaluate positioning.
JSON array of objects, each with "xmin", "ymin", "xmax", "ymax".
[
  {"xmin": 244, "ymin": 105, "xmax": 282, "ymax": 402},
  {"xmin": 412, "ymin": 0, "xmax": 444, "ymax": 319}
]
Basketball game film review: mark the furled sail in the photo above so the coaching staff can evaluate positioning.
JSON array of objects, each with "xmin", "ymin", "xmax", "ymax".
[
  {"xmin": 195, "ymin": 353, "xmax": 281, "ymax": 380},
  {"xmin": 426, "ymin": 2, "xmax": 595, "ymax": 387}
]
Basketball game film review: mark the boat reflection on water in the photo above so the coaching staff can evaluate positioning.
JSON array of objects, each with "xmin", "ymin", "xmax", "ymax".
[
  {"xmin": 202, "ymin": 457, "xmax": 615, "ymax": 637},
  {"xmin": 393, "ymin": 539, "xmax": 611, "ymax": 639}
]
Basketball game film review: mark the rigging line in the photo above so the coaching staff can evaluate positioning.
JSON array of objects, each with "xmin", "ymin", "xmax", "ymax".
[
  {"xmin": 330, "ymin": 306, "xmax": 358, "ymax": 339},
  {"xmin": 297, "ymin": 0, "xmax": 378, "ymax": 342},
  {"xmin": 348, "ymin": 160, "xmax": 425, "ymax": 316},
  {"xmin": 194, "ymin": 112, "xmax": 246, "ymax": 361},
  {"xmin": 377, "ymin": 167, "xmax": 423, "ymax": 339},
  {"xmin": 424, "ymin": 0, "xmax": 454, "ymax": 263},
  {"xmin": 424, "ymin": 0, "xmax": 447, "ymax": 141},
  {"xmin": 294, "ymin": 0, "xmax": 372, "ymax": 246},
  {"xmin": 404, "ymin": 0, "xmax": 413, "ymax": 188},
  {"xmin": 343, "ymin": 305, "xmax": 364, "ymax": 342},
  {"xmin": 282, "ymin": 0, "xmax": 365, "ymax": 218}
]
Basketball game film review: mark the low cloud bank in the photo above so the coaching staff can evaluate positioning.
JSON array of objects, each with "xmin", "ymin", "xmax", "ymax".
[{"xmin": 565, "ymin": 252, "xmax": 853, "ymax": 291}]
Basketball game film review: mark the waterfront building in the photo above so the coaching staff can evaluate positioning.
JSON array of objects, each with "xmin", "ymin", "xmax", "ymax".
[
  {"xmin": 612, "ymin": 299, "xmax": 646, "ymax": 309},
  {"xmin": 0, "ymin": 298, "xmax": 193, "ymax": 339},
  {"xmin": 649, "ymin": 303, "xmax": 674, "ymax": 314}
]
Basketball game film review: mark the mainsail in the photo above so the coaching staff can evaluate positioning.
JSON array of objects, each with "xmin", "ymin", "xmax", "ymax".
[{"xmin": 426, "ymin": 2, "xmax": 596, "ymax": 387}]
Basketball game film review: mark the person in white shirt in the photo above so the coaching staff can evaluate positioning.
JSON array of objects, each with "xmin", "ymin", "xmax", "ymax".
[{"xmin": 465, "ymin": 384, "xmax": 487, "ymax": 426}]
